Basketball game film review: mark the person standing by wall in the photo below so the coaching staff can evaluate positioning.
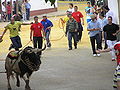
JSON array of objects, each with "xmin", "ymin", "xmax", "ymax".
[
  {"xmin": 67, "ymin": 3, "xmax": 74, "ymax": 13},
  {"xmin": 66, "ymin": 14, "xmax": 78, "ymax": 50},
  {"xmin": 87, "ymin": 15, "xmax": 101, "ymax": 57},
  {"xmin": 72, "ymin": 6, "xmax": 84, "ymax": 42},
  {"xmin": 30, "ymin": 16, "xmax": 45, "ymax": 55},
  {"xmin": 2, "ymin": 2, "xmax": 6, "ymax": 22},
  {"xmin": 22, "ymin": 1, "xmax": 26, "ymax": 21},
  {"xmin": 6, "ymin": 1, "xmax": 12, "ymax": 21},
  {"xmin": 25, "ymin": 0, "xmax": 31, "ymax": 20},
  {"xmin": 41, "ymin": 16, "xmax": 53, "ymax": 48},
  {"xmin": 103, "ymin": 16, "xmax": 119, "ymax": 61}
]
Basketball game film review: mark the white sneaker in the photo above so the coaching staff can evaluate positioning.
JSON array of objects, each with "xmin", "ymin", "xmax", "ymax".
[
  {"xmin": 93, "ymin": 54, "xmax": 97, "ymax": 57},
  {"xmin": 97, "ymin": 54, "xmax": 101, "ymax": 57}
]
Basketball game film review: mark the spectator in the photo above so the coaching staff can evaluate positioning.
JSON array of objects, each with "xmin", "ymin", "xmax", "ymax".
[
  {"xmin": 113, "ymin": 64, "xmax": 120, "ymax": 89},
  {"xmin": 103, "ymin": 16, "xmax": 119, "ymax": 61},
  {"xmin": 22, "ymin": 1, "xmax": 26, "ymax": 21},
  {"xmin": 67, "ymin": 3, "xmax": 74, "ymax": 13},
  {"xmin": 87, "ymin": 15, "xmax": 101, "ymax": 57},
  {"xmin": 85, "ymin": 2, "xmax": 94, "ymax": 23},
  {"xmin": 41, "ymin": 16, "xmax": 53, "ymax": 48},
  {"xmin": 2, "ymin": 2, "xmax": 6, "ymax": 22},
  {"xmin": 6, "ymin": 2, "xmax": 12, "ymax": 21},
  {"xmin": 30, "ymin": 16, "xmax": 44, "ymax": 55},
  {"xmin": 66, "ymin": 14, "xmax": 78, "ymax": 50},
  {"xmin": 25, "ymin": 1, "xmax": 31, "ymax": 20},
  {"xmin": 98, "ymin": 13, "xmax": 108, "ymax": 49},
  {"xmin": 13, "ymin": 1, "xmax": 16, "ymax": 15},
  {"xmin": 72, "ymin": 6, "xmax": 84, "ymax": 42}
]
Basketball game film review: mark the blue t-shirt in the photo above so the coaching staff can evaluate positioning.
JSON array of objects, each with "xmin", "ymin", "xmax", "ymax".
[
  {"xmin": 41, "ymin": 19, "xmax": 53, "ymax": 32},
  {"xmin": 87, "ymin": 20, "xmax": 101, "ymax": 37}
]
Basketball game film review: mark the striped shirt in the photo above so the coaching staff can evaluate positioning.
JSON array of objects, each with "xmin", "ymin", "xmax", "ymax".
[{"xmin": 113, "ymin": 65, "xmax": 120, "ymax": 89}]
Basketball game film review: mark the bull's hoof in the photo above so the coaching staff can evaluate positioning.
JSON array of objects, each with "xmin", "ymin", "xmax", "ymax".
[
  {"xmin": 25, "ymin": 86, "xmax": 31, "ymax": 90},
  {"xmin": 8, "ymin": 88, "xmax": 12, "ymax": 90}
]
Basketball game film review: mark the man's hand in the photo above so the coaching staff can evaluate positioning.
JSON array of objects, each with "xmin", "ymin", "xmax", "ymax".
[
  {"xmin": 30, "ymin": 37, "xmax": 32, "ymax": 41},
  {"xmin": 75, "ymin": 29, "xmax": 78, "ymax": 32},
  {"xmin": 113, "ymin": 33, "xmax": 116, "ymax": 36},
  {"xmin": 82, "ymin": 22, "xmax": 84, "ymax": 25}
]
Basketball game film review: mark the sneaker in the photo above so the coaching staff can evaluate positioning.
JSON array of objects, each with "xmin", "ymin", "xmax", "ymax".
[
  {"xmin": 112, "ymin": 59, "xmax": 116, "ymax": 61},
  {"xmin": 75, "ymin": 46, "xmax": 77, "ymax": 49},
  {"xmin": 9, "ymin": 44, "xmax": 13, "ymax": 50},
  {"xmin": 69, "ymin": 48, "xmax": 72, "ymax": 50},
  {"xmin": 93, "ymin": 54, "xmax": 97, "ymax": 57},
  {"xmin": 97, "ymin": 54, "xmax": 101, "ymax": 57}
]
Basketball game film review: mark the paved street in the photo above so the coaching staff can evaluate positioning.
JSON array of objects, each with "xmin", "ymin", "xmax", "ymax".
[{"xmin": 0, "ymin": 1, "xmax": 117, "ymax": 90}]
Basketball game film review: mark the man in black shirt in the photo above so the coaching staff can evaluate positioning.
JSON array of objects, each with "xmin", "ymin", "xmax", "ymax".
[{"xmin": 103, "ymin": 16, "xmax": 120, "ymax": 61}]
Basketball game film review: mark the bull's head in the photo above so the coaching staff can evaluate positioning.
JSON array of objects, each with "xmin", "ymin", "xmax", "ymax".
[{"xmin": 20, "ymin": 45, "xmax": 46, "ymax": 71}]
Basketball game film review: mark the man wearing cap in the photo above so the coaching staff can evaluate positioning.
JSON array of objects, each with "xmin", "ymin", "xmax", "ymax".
[
  {"xmin": 0, "ymin": 18, "xmax": 31, "ymax": 51},
  {"xmin": 87, "ymin": 15, "xmax": 101, "ymax": 57},
  {"xmin": 66, "ymin": 13, "xmax": 78, "ymax": 50},
  {"xmin": 41, "ymin": 16, "xmax": 53, "ymax": 48},
  {"xmin": 30, "ymin": 16, "xmax": 45, "ymax": 55}
]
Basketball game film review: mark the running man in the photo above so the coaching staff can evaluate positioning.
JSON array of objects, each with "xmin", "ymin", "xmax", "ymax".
[
  {"xmin": 30, "ymin": 16, "xmax": 45, "ymax": 55},
  {"xmin": 41, "ymin": 15, "xmax": 53, "ymax": 48},
  {"xmin": 0, "ymin": 18, "xmax": 31, "ymax": 51}
]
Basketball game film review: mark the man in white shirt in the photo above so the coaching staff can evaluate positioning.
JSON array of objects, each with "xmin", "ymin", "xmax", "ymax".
[{"xmin": 67, "ymin": 3, "xmax": 74, "ymax": 13}]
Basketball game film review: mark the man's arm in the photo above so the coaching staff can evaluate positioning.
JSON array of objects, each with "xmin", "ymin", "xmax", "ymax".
[
  {"xmin": 0, "ymin": 29, "xmax": 7, "ymax": 39},
  {"xmin": 81, "ymin": 17, "xmax": 84, "ymax": 25},
  {"xmin": 30, "ymin": 30, "xmax": 33, "ymax": 41},
  {"xmin": 22, "ymin": 22, "xmax": 33, "ymax": 25}
]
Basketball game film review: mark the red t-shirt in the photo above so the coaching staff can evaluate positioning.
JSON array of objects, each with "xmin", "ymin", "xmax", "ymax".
[
  {"xmin": 72, "ymin": 11, "xmax": 83, "ymax": 23},
  {"xmin": 6, "ymin": 5, "xmax": 11, "ymax": 14},
  {"xmin": 114, "ymin": 43, "xmax": 120, "ymax": 65},
  {"xmin": 31, "ymin": 23, "xmax": 43, "ymax": 37}
]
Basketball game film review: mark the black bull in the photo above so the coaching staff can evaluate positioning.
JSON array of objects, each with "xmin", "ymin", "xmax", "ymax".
[{"xmin": 5, "ymin": 46, "xmax": 46, "ymax": 90}]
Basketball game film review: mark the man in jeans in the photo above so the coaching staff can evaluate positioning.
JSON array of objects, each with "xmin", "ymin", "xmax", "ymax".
[
  {"xmin": 41, "ymin": 16, "xmax": 53, "ymax": 48},
  {"xmin": 87, "ymin": 15, "xmax": 101, "ymax": 57},
  {"xmin": 0, "ymin": 18, "xmax": 31, "ymax": 51},
  {"xmin": 30, "ymin": 16, "xmax": 44, "ymax": 55},
  {"xmin": 25, "ymin": 0, "xmax": 31, "ymax": 20},
  {"xmin": 72, "ymin": 6, "xmax": 84, "ymax": 42},
  {"xmin": 66, "ymin": 14, "xmax": 78, "ymax": 50}
]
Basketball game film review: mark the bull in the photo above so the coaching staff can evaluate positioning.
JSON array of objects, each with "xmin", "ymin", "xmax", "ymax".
[{"xmin": 5, "ymin": 45, "xmax": 46, "ymax": 90}]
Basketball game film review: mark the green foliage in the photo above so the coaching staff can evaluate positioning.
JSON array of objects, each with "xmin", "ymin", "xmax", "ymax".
[{"xmin": 45, "ymin": 0, "xmax": 56, "ymax": 6}]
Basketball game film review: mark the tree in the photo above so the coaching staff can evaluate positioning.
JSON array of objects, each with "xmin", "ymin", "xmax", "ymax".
[{"xmin": 45, "ymin": 0, "xmax": 56, "ymax": 8}]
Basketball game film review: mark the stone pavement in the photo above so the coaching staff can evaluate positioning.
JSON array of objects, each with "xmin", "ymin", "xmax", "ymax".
[{"xmin": 0, "ymin": 48, "xmax": 116, "ymax": 90}]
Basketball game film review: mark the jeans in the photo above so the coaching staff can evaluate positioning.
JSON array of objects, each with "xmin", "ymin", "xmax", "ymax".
[
  {"xmin": 45, "ymin": 31, "xmax": 51, "ymax": 47},
  {"xmin": 99, "ymin": 31, "xmax": 108, "ymax": 49},
  {"xmin": 33, "ymin": 37, "xmax": 43, "ymax": 55},
  {"xmin": 90, "ymin": 34, "xmax": 101, "ymax": 54},
  {"xmin": 77, "ymin": 22, "xmax": 83, "ymax": 42},
  {"xmin": 10, "ymin": 36, "xmax": 22, "ymax": 50},
  {"xmin": 22, "ymin": 13, "xmax": 26, "ymax": 21},
  {"xmin": 26, "ymin": 9, "xmax": 30, "ymax": 20},
  {"xmin": 8, "ymin": 14, "xmax": 11, "ymax": 21},
  {"xmin": 68, "ymin": 32, "xmax": 77, "ymax": 49}
]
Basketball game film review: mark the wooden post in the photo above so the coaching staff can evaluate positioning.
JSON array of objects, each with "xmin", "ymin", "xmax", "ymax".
[
  {"xmin": 10, "ymin": 0, "xmax": 12, "ymax": 16},
  {"xmin": 0, "ymin": 0, "xmax": 2, "ymax": 21},
  {"xmin": 5, "ymin": 0, "xmax": 7, "ymax": 21}
]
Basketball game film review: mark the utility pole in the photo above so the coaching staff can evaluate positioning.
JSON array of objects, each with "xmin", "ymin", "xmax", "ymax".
[{"xmin": 16, "ymin": 0, "xmax": 18, "ymax": 15}]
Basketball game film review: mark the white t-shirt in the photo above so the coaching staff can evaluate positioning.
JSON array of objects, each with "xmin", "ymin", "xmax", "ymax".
[
  {"xmin": 2, "ymin": 5, "xmax": 6, "ymax": 12},
  {"xmin": 67, "ymin": 8, "xmax": 74, "ymax": 13}
]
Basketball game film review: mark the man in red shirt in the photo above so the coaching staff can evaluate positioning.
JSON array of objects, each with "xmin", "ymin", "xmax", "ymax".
[
  {"xmin": 30, "ymin": 16, "xmax": 44, "ymax": 55},
  {"xmin": 72, "ymin": 6, "xmax": 84, "ymax": 42}
]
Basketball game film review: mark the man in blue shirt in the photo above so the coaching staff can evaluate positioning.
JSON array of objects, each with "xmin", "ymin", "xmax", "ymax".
[
  {"xmin": 25, "ymin": 1, "xmax": 31, "ymax": 20},
  {"xmin": 41, "ymin": 16, "xmax": 53, "ymax": 48},
  {"xmin": 87, "ymin": 15, "xmax": 101, "ymax": 57}
]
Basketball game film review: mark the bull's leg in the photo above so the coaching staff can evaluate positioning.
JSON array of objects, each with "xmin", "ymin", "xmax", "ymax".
[
  {"xmin": 6, "ymin": 72, "xmax": 12, "ymax": 90},
  {"xmin": 16, "ymin": 74, "xmax": 20, "ymax": 87},
  {"xmin": 23, "ymin": 74, "xmax": 31, "ymax": 90}
]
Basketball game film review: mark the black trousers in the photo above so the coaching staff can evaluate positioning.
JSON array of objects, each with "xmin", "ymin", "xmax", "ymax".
[
  {"xmin": 90, "ymin": 34, "xmax": 101, "ymax": 54},
  {"xmin": 77, "ymin": 22, "xmax": 83, "ymax": 42},
  {"xmin": 33, "ymin": 37, "xmax": 43, "ymax": 55}
]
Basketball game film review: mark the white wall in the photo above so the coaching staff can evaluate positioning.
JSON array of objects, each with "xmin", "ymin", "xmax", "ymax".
[
  {"xmin": 108, "ymin": 0, "xmax": 119, "ymax": 24},
  {"xmin": 29, "ymin": 0, "xmax": 58, "ymax": 11}
]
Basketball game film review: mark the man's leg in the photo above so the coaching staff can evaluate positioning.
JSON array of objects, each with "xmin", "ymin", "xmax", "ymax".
[
  {"xmin": 16, "ymin": 36, "xmax": 22, "ymax": 50},
  {"xmin": 68, "ymin": 32, "xmax": 72, "ymax": 50},
  {"xmin": 99, "ymin": 31, "xmax": 103, "ymax": 49},
  {"xmin": 77, "ymin": 22, "xmax": 83, "ymax": 42},
  {"xmin": 38, "ymin": 37, "xmax": 43, "ymax": 55},
  {"xmin": 33, "ymin": 37, "xmax": 38, "ymax": 48},
  {"xmin": 73, "ymin": 32, "xmax": 77, "ymax": 49},
  {"xmin": 96, "ymin": 34, "xmax": 102, "ymax": 50},
  {"xmin": 90, "ymin": 36, "xmax": 96, "ymax": 54},
  {"xmin": 46, "ymin": 31, "xmax": 51, "ymax": 47}
]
